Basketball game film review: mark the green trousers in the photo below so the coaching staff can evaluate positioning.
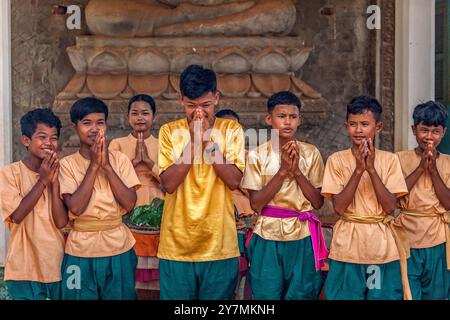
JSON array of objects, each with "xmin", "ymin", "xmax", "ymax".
[
  {"xmin": 247, "ymin": 234, "xmax": 323, "ymax": 300},
  {"xmin": 408, "ymin": 243, "xmax": 450, "ymax": 300},
  {"xmin": 324, "ymin": 259, "xmax": 403, "ymax": 300},
  {"xmin": 6, "ymin": 280, "xmax": 61, "ymax": 300},
  {"xmin": 61, "ymin": 249, "xmax": 137, "ymax": 300},
  {"xmin": 159, "ymin": 258, "xmax": 239, "ymax": 300}
]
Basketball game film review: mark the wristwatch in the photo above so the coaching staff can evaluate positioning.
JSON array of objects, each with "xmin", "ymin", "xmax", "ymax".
[{"xmin": 205, "ymin": 142, "xmax": 219, "ymax": 154}]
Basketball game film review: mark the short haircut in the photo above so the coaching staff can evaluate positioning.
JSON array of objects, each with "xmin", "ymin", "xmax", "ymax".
[
  {"xmin": 413, "ymin": 100, "xmax": 448, "ymax": 128},
  {"xmin": 267, "ymin": 91, "xmax": 301, "ymax": 113},
  {"xmin": 346, "ymin": 95, "xmax": 383, "ymax": 122},
  {"xmin": 20, "ymin": 108, "xmax": 62, "ymax": 139},
  {"xmin": 70, "ymin": 97, "xmax": 109, "ymax": 124},
  {"xmin": 215, "ymin": 109, "xmax": 240, "ymax": 122},
  {"xmin": 128, "ymin": 94, "xmax": 156, "ymax": 114},
  {"xmin": 179, "ymin": 64, "xmax": 217, "ymax": 100}
]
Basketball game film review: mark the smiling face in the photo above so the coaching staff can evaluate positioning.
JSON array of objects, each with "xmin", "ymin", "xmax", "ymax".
[
  {"xmin": 265, "ymin": 104, "xmax": 301, "ymax": 140},
  {"xmin": 180, "ymin": 91, "xmax": 219, "ymax": 122},
  {"xmin": 72, "ymin": 112, "xmax": 107, "ymax": 147},
  {"xmin": 128, "ymin": 100, "xmax": 154, "ymax": 133},
  {"xmin": 412, "ymin": 123, "xmax": 447, "ymax": 151},
  {"xmin": 21, "ymin": 123, "xmax": 59, "ymax": 160},
  {"xmin": 345, "ymin": 111, "xmax": 383, "ymax": 146}
]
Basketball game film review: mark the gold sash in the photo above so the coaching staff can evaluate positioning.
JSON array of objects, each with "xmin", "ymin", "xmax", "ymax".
[
  {"xmin": 400, "ymin": 210, "xmax": 450, "ymax": 271},
  {"xmin": 341, "ymin": 214, "xmax": 412, "ymax": 300},
  {"xmin": 73, "ymin": 217, "xmax": 123, "ymax": 232}
]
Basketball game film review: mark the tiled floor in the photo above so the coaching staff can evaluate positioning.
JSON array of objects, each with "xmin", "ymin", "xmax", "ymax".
[{"xmin": 0, "ymin": 268, "xmax": 12, "ymax": 300}]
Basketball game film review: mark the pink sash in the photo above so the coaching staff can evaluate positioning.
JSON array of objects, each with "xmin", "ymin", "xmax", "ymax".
[{"xmin": 247, "ymin": 205, "xmax": 328, "ymax": 271}]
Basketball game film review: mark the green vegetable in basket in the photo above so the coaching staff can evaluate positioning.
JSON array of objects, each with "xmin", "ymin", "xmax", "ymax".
[{"xmin": 128, "ymin": 198, "xmax": 164, "ymax": 227}]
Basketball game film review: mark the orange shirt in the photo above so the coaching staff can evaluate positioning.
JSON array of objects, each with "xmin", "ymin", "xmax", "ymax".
[
  {"xmin": 321, "ymin": 149, "xmax": 408, "ymax": 264},
  {"xmin": 396, "ymin": 150, "xmax": 450, "ymax": 248},
  {"xmin": 0, "ymin": 161, "xmax": 65, "ymax": 282},
  {"xmin": 109, "ymin": 134, "xmax": 164, "ymax": 207},
  {"xmin": 59, "ymin": 151, "xmax": 141, "ymax": 258}
]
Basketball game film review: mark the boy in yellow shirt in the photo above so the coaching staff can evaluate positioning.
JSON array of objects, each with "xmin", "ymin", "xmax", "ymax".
[
  {"xmin": 109, "ymin": 94, "xmax": 164, "ymax": 299},
  {"xmin": 0, "ymin": 109, "xmax": 67, "ymax": 300},
  {"xmin": 321, "ymin": 96, "xmax": 410, "ymax": 300},
  {"xmin": 242, "ymin": 91, "xmax": 326, "ymax": 299},
  {"xmin": 396, "ymin": 101, "xmax": 450, "ymax": 300},
  {"xmin": 158, "ymin": 65, "xmax": 245, "ymax": 300},
  {"xmin": 59, "ymin": 97, "xmax": 141, "ymax": 300}
]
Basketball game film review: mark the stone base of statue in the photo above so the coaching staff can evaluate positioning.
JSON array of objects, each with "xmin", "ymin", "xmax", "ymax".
[{"xmin": 53, "ymin": 35, "xmax": 329, "ymax": 156}]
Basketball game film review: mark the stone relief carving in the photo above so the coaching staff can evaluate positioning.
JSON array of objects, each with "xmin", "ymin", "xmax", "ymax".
[
  {"xmin": 86, "ymin": 0, "xmax": 297, "ymax": 37},
  {"xmin": 54, "ymin": 0, "xmax": 329, "ymax": 155}
]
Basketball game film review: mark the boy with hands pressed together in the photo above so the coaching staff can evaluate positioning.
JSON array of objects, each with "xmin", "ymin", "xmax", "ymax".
[
  {"xmin": 0, "ymin": 109, "xmax": 67, "ymax": 300},
  {"xmin": 396, "ymin": 101, "xmax": 450, "ymax": 300},
  {"xmin": 321, "ymin": 96, "xmax": 411, "ymax": 300},
  {"xmin": 157, "ymin": 65, "xmax": 245, "ymax": 300},
  {"xmin": 59, "ymin": 97, "xmax": 140, "ymax": 300},
  {"xmin": 242, "ymin": 91, "xmax": 327, "ymax": 300}
]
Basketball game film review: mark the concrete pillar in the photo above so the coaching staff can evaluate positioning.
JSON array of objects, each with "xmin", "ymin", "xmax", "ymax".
[
  {"xmin": 0, "ymin": 0, "xmax": 12, "ymax": 266},
  {"xmin": 395, "ymin": 0, "xmax": 435, "ymax": 151}
]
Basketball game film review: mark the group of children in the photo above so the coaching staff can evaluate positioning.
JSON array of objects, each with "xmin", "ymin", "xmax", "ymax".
[{"xmin": 0, "ymin": 64, "xmax": 449, "ymax": 300}]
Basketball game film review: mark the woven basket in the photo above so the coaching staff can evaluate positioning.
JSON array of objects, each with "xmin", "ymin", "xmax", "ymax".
[{"xmin": 127, "ymin": 224, "xmax": 161, "ymax": 235}]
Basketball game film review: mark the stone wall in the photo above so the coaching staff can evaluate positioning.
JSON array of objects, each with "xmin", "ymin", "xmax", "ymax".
[
  {"xmin": 11, "ymin": 0, "xmax": 377, "ymax": 161},
  {"xmin": 295, "ymin": 0, "xmax": 376, "ymax": 157},
  {"xmin": 11, "ymin": 0, "xmax": 89, "ymax": 161}
]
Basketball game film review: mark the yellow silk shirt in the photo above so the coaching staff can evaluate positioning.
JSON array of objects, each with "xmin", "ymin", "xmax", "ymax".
[
  {"xmin": 0, "ymin": 162, "xmax": 65, "ymax": 282},
  {"xmin": 396, "ymin": 150, "xmax": 450, "ymax": 248},
  {"xmin": 242, "ymin": 141, "xmax": 324, "ymax": 241},
  {"xmin": 157, "ymin": 117, "xmax": 245, "ymax": 261},
  {"xmin": 109, "ymin": 134, "xmax": 164, "ymax": 207},
  {"xmin": 59, "ymin": 151, "xmax": 141, "ymax": 258},
  {"xmin": 321, "ymin": 149, "xmax": 408, "ymax": 264}
]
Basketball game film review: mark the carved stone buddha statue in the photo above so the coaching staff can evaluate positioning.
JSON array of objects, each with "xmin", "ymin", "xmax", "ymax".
[{"xmin": 85, "ymin": 0, "xmax": 297, "ymax": 37}]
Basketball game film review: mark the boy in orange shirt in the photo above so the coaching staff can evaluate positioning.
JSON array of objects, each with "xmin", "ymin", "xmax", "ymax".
[
  {"xmin": 0, "ymin": 109, "xmax": 67, "ymax": 300},
  {"xmin": 59, "ymin": 97, "xmax": 141, "ymax": 300},
  {"xmin": 396, "ymin": 101, "xmax": 450, "ymax": 300},
  {"xmin": 321, "ymin": 96, "xmax": 410, "ymax": 300}
]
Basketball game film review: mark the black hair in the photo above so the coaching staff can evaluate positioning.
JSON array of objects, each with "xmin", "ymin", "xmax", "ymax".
[
  {"xmin": 413, "ymin": 100, "xmax": 448, "ymax": 128},
  {"xmin": 215, "ymin": 109, "xmax": 240, "ymax": 122},
  {"xmin": 20, "ymin": 108, "xmax": 62, "ymax": 139},
  {"xmin": 70, "ymin": 97, "xmax": 109, "ymax": 124},
  {"xmin": 179, "ymin": 64, "xmax": 217, "ymax": 99},
  {"xmin": 267, "ymin": 91, "xmax": 301, "ymax": 113},
  {"xmin": 127, "ymin": 94, "xmax": 156, "ymax": 114},
  {"xmin": 346, "ymin": 95, "xmax": 383, "ymax": 122}
]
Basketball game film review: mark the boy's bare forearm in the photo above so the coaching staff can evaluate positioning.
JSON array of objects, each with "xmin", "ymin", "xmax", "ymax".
[
  {"xmin": 212, "ymin": 159, "xmax": 243, "ymax": 190},
  {"xmin": 248, "ymin": 172, "xmax": 286, "ymax": 213},
  {"xmin": 367, "ymin": 169, "xmax": 396, "ymax": 214},
  {"xmin": 160, "ymin": 143, "xmax": 193, "ymax": 194},
  {"xmin": 10, "ymin": 179, "xmax": 46, "ymax": 224},
  {"xmin": 405, "ymin": 166, "xmax": 424, "ymax": 191},
  {"xmin": 333, "ymin": 170, "xmax": 363, "ymax": 215},
  {"xmin": 293, "ymin": 171, "xmax": 324, "ymax": 210},
  {"xmin": 50, "ymin": 182, "xmax": 69, "ymax": 229},
  {"xmin": 103, "ymin": 166, "xmax": 137, "ymax": 212},
  {"xmin": 63, "ymin": 164, "xmax": 97, "ymax": 216},
  {"xmin": 429, "ymin": 169, "xmax": 450, "ymax": 210},
  {"xmin": 160, "ymin": 163, "xmax": 192, "ymax": 194}
]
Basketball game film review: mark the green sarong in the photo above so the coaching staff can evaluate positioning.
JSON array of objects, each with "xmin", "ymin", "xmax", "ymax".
[
  {"xmin": 61, "ymin": 249, "xmax": 137, "ymax": 300},
  {"xmin": 247, "ymin": 234, "xmax": 323, "ymax": 300},
  {"xmin": 159, "ymin": 258, "xmax": 239, "ymax": 300},
  {"xmin": 408, "ymin": 242, "xmax": 450, "ymax": 300},
  {"xmin": 324, "ymin": 259, "xmax": 403, "ymax": 300},
  {"xmin": 6, "ymin": 280, "xmax": 61, "ymax": 300}
]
